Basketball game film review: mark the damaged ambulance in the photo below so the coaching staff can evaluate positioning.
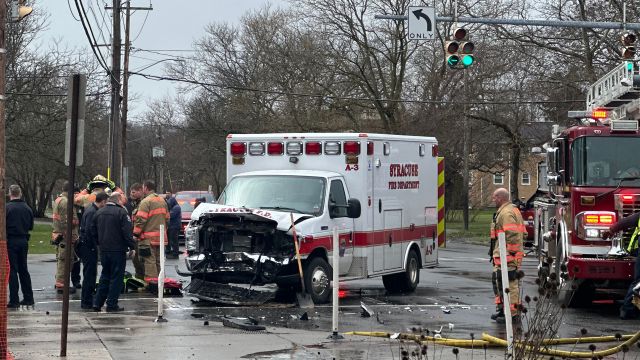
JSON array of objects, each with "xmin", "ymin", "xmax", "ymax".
[{"xmin": 182, "ymin": 133, "xmax": 443, "ymax": 304}]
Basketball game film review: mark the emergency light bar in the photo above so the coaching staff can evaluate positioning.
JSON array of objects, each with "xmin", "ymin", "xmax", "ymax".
[
  {"xmin": 248, "ymin": 142, "xmax": 265, "ymax": 155},
  {"xmin": 610, "ymin": 120, "xmax": 639, "ymax": 132},
  {"xmin": 305, "ymin": 142, "xmax": 322, "ymax": 155},
  {"xmin": 267, "ymin": 142, "xmax": 284, "ymax": 155},
  {"xmin": 286, "ymin": 142, "xmax": 303, "ymax": 155}
]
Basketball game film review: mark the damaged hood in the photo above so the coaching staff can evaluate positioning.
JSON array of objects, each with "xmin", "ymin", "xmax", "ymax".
[{"xmin": 191, "ymin": 203, "xmax": 312, "ymax": 231}]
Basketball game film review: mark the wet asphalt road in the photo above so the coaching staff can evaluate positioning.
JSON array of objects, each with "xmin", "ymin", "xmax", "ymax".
[{"xmin": 19, "ymin": 241, "xmax": 639, "ymax": 350}]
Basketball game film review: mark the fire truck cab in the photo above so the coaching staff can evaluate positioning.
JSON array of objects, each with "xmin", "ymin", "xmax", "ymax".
[
  {"xmin": 534, "ymin": 61, "xmax": 640, "ymax": 307},
  {"xmin": 184, "ymin": 133, "xmax": 443, "ymax": 303}
]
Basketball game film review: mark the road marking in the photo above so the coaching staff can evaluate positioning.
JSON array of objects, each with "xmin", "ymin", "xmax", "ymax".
[{"xmin": 439, "ymin": 257, "xmax": 488, "ymax": 262}]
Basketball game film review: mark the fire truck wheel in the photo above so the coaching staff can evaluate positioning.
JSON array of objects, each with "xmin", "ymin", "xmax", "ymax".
[
  {"xmin": 383, "ymin": 249, "xmax": 420, "ymax": 293},
  {"xmin": 304, "ymin": 257, "xmax": 332, "ymax": 304}
]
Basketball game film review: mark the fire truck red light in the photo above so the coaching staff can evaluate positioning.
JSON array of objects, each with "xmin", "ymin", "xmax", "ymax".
[
  {"xmin": 338, "ymin": 290, "xmax": 347, "ymax": 298},
  {"xmin": 622, "ymin": 195, "xmax": 635, "ymax": 203},
  {"xmin": 230, "ymin": 142, "xmax": 246, "ymax": 156},
  {"xmin": 343, "ymin": 141, "xmax": 360, "ymax": 155},
  {"xmin": 305, "ymin": 142, "xmax": 322, "ymax": 155},
  {"xmin": 267, "ymin": 142, "xmax": 284, "ymax": 155},
  {"xmin": 592, "ymin": 109, "xmax": 608, "ymax": 119}
]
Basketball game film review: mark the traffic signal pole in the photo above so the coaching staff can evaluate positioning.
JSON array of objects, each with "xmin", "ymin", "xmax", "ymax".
[{"xmin": 375, "ymin": 14, "xmax": 640, "ymax": 30}]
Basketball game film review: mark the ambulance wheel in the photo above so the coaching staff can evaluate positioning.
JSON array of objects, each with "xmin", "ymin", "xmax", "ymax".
[
  {"xmin": 304, "ymin": 257, "xmax": 332, "ymax": 304},
  {"xmin": 383, "ymin": 249, "xmax": 420, "ymax": 293}
]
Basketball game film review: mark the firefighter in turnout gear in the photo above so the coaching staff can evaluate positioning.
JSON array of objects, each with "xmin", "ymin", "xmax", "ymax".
[
  {"xmin": 604, "ymin": 211, "xmax": 640, "ymax": 319},
  {"xmin": 126, "ymin": 183, "xmax": 145, "ymax": 280},
  {"xmin": 74, "ymin": 174, "xmax": 120, "ymax": 209},
  {"xmin": 489, "ymin": 188, "xmax": 526, "ymax": 323},
  {"xmin": 133, "ymin": 180, "xmax": 169, "ymax": 280},
  {"xmin": 52, "ymin": 182, "xmax": 80, "ymax": 293}
]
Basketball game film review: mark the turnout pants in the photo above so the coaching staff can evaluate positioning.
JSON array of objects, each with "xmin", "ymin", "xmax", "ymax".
[
  {"xmin": 142, "ymin": 245, "xmax": 161, "ymax": 279},
  {"xmin": 132, "ymin": 241, "xmax": 145, "ymax": 280},
  {"xmin": 8, "ymin": 238, "xmax": 33, "ymax": 305},
  {"xmin": 492, "ymin": 265, "xmax": 520, "ymax": 312},
  {"xmin": 55, "ymin": 240, "xmax": 78, "ymax": 287}
]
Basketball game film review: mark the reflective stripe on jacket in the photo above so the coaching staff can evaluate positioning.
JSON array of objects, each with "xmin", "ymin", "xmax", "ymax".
[
  {"xmin": 628, "ymin": 216, "xmax": 640, "ymax": 253},
  {"xmin": 492, "ymin": 203, "xmax": 525, "ymax": 268},
  {"xmin": 133, "ymin": 193, "xmax": 169, "ymax": 246}
]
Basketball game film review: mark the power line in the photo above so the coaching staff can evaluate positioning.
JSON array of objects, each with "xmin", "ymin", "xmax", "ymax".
[
  {"xmin": 74, "ymin": 0, "xmax": 110, "ymax": 73},
  {"xmin": 131, "ymin": 1, "xmax": 151, "ymax": 42},
  {"xmin": 88, "ymin": 2, "xmax": 111, "ymax": 52},
  {"xmin": 66, "ymin": 0, "xmax": 80, "ymax": 21},
  {"xmin": 128, "ymin": 71, "xmax": 584, "ymax": 105}
]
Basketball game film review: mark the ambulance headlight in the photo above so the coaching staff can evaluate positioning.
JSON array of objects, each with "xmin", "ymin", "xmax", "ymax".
[{"xmin": 185, "ymin": 225, "xmax": 199, "ymax": 251}]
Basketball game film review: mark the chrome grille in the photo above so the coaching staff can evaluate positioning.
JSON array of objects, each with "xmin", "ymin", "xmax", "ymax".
[{"xmin": 619, "ymin": 195, "xmax": 640, "ymax": 247}]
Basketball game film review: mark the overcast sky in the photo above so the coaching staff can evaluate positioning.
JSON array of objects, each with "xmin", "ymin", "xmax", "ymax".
[{"xmin": 35, "ymin": 1, "xmax": 287, "ymax": 119}]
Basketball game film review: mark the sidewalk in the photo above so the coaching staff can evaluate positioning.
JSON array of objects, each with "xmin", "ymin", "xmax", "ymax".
[{"xmin": 8, "ymin": 308, "xmax": 508, "ymax": 360}]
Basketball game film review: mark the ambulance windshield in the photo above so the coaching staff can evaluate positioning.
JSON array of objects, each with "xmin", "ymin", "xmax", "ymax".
[
  {"xmin": 572, "ymin": 136, "xmax": 640, "ymax": 187},
  {"xmin": 217, "ymin": 175, "xmax": 326, "ymax": 215}
]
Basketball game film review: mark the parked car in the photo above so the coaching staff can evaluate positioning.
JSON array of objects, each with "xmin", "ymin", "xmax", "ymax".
[{"xmin": 175, "ymin": 191, "xmax": 215, "ymax": 239}]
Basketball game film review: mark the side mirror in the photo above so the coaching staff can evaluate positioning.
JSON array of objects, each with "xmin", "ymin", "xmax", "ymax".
[{"xmin": 347, "ymin": 198, "xmax": 361, "ymax": 218}]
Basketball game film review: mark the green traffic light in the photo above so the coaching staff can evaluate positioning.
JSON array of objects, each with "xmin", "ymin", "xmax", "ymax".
[
  {"xmin": 462, "ymin": 54, "xmax": 475, "ymax": 67},
  {"xmin": 447, "ymin": 55, "xmax": 460, "ymax": 68},
  {"xmin": 627, "ymin": 61, "xmax": 634, "ymax": 71}
]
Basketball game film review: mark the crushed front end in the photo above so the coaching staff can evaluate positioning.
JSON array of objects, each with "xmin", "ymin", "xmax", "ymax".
[{"xmin": 182, "ymin": 209, "xmax": 299, "ymax": 304}]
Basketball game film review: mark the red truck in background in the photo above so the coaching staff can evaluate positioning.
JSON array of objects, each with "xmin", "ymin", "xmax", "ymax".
[
  {"xmin": 176, "ymin": 191, "xmax": 215, "ymax": 239},
  {"xmin": 533, "ymin": 61, "xmax": 640, "ymax": 307}
]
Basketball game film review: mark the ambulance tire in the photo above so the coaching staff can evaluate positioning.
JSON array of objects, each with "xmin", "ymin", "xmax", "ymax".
[
  {"xmin": 383, "ymin": 249, "xmax": 420, "ymax": 293},
  {"xmin": 304, "ymin": 257, "xmax": 332, "ymax": 304}
]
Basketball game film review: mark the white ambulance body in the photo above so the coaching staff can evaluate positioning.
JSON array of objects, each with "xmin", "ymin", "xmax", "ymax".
[{"xmin": 184, "ymin": 133, "xmax": 441, "ymax": 303}]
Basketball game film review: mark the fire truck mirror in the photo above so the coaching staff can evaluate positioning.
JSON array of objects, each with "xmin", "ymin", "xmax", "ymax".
[
  {"xmin": 347, "ymin": 198, "xmax": 362, "ymax": 219},
  {"xmin": 546, "ymin": 147, "xmax": 559, "ymax": 176}
]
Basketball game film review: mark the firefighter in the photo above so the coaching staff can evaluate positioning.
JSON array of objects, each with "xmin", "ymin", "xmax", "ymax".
[
  {"xmin": 603, "ymin": 212, "xmax": 640, "ymax": 320},
  {"xmin": 489, "ymin": 188, "xmax": 526, "ymax": 323},
  {"xmin": 74, "ymin": 174, "xmax": 120, "ymax": 208},
  {"xmin": 126, "ymin": 183, "xmax": 145, "ymax": 280},
  {"xmin": 52, "ymin": 182, "xmax": 80, "ymax": 294},
  {"xmin": 133, "ymin": 180, "xmax": 169, "ymax": 280}
]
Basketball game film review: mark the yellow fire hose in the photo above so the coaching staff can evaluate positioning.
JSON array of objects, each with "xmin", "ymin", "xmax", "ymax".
[
  {"xmin": 345, "ymin": 330, "xmax": 640, "ymax": 358},
  {"xmin": 483, "ymin": 331, "xmax": 640, "ymax": 358}
]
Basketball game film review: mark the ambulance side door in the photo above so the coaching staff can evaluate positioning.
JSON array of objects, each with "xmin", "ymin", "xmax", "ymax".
[{"xmin": 328, "ymin": 178, "xmax": 354, "ymax": 275}]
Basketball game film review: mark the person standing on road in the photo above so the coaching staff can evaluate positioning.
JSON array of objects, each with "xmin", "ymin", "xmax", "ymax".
[
  {"xmin": 604, "ymin": 212, "xmax": 640, "ymax": 320},
  {"xmin": 125, "ymin": 183, "xmax": 145, "ymax": 280},
  {"xmin": 166, "ymin": 196, "xmax": 181, "ymax": 259},
  {"xmin": 78, "ymin": 191, "xmax": 108, "ymax": 310},
  {"xmin": 133, "ymin": 180, "xmax": 169, "ymax": 280},
  {"xmin": 92, "ymin": 193, "xmax": 136, "ymax": 312},
  {"xmin": 6, "ymin": 185, "xmax": 35, "ymax": 308},
  {"xmin": 51, "ymin": 182, "xmax": 80, "ymax": 294},
  {"xmin": 489, "ymin": 188, "xmax": 526, "ymax": 323}
]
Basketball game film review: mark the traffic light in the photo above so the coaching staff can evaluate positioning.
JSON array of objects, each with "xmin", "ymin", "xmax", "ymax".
[
  {"xmin": 444, "ymin": 28, "xmax": 474, "ymax": 69},
  {"xmin": 621, "ymin": 32, "xmax": 637, "ymax": 59},
  {"xmin": 445, "ymin": 40, "xmax": 460, "ymax": 68},
  {"xmin": 11, "ymin": 0, "xmax": 32, "ymax": 22}
]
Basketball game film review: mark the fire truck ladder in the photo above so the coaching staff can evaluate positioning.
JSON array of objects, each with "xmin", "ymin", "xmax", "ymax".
[{"xmin": 587, "ymin": 61, "xmax": 640, "ymax": 110}]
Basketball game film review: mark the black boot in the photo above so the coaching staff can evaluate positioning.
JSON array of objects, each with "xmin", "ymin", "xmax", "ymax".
[{"xmin": 490, "ymin": 309, "xmax": 504, "ymax": 320}]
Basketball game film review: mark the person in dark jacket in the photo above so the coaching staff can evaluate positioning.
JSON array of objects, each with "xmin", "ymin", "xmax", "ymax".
[
  {"xmin": 91, "ymin": 193, "xmax": 136, "ymax": 312},
  {"xmin": 78, "ymin": 191, "xmax": 108, "ymax": 310},
  {"xmin": 6, "ymin": 185, "xmax": 34, "ymax": 308},
  {"xmin": 166, "ymin": 196, "xmax": 181, "ymax": 259}
]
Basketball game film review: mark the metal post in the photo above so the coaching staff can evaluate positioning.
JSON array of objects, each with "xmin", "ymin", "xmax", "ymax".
[
  {"xmin": 0, "ymin": 2, "xmax": 8, "ymax": 358},
  {"xmin": 61, "ymin": 75, "xmax": 81, "ymax": 357},
  {"xmin": 155, "ymin": 225, "xmax": 167, "ymax": 322},
  {"xmin": 328, "ymin": 227, "xmax": 343, "ymax": 340},
  {"xmin": 498, "ymin": 231, "xmax": 514, "ymax": 356},
  {"xmin": 374, "ymin": 14, "xmax": 640, "ymax": 30}
]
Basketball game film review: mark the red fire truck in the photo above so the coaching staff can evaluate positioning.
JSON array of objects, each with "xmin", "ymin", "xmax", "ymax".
[{"xmin": 534, "ymin": 61, "xmax": 640, "ymax": 307}]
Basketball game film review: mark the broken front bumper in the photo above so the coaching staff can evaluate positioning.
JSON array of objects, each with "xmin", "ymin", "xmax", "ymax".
[{"xmin": 185, "ymin": 252, "xmax": 295, "ymax": 285}]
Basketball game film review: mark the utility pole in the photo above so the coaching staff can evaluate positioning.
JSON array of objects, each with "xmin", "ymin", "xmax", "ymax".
[
  {"xmin": 110, "ymin": 0, "xmax": 121, "ymax": 185},
  {"xmin": 0, "ymin": 1, "xmax": 8, "ymax": 358},
  {"xmin": 462, "ymin": 69, "xmax": 470, "ymax": 230},
  {"xmin": 121, "ymin": 2, "xmax": 152, "ymax": 189}
]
